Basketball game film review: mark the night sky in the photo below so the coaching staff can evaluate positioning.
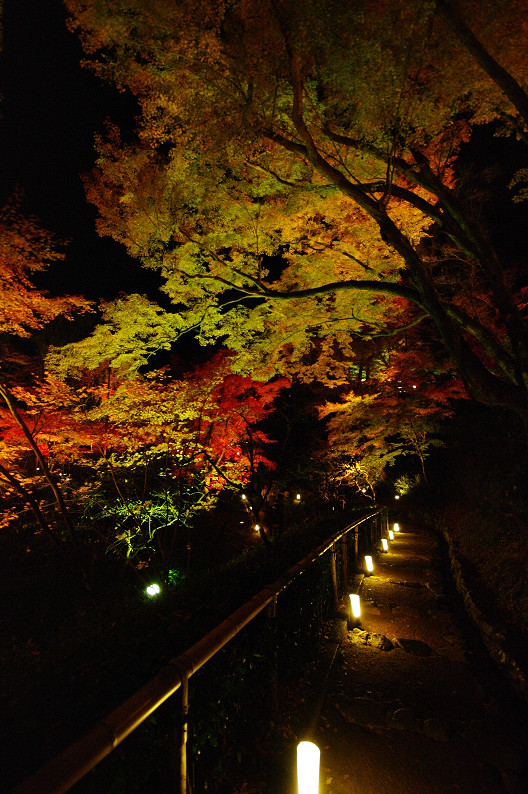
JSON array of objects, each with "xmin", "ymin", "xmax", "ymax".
[{"xmin": 1, "ymin": 0, "xmax": 159, "ymax": 300}]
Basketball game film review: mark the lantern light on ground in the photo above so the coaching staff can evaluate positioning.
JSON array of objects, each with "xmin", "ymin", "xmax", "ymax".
[
  {"xmin": 394, "ymin": 522, "xmax": 400, "ymax": 532},
  {"xmin": 365, "ymin": 555, "xmax": 374, "ymax": 574},
  {"xmin": 254, "ymin": 524, "xmax": 260, "ymax": 533},
  {"xmin": 395, "ymin": 494, "xmax": 400, "ymax": 500},
  {"xmin": 241, "ymin": 493, "xmax": 247, "ymax": 501},
  {"xmin": 389, "ymin": 529, "xmax": 394, "ymax": 540},
  {"xmin": 146, "ymin": 584, "xmax": 160, "ymax": 597},
  {"xmin": 381, "ymin": 538, "xmax": 388, "ymax": 552},
  {"xmin": 297, "ymin": 740, "xmax": 320, "ymax": 794},
  {"xmin": 295, "ymin": 493, "xmax": 301, "ymax": 501},
  {"xmin": 349, "ymin": 593, "xmax": 361, "ymax": 619}
]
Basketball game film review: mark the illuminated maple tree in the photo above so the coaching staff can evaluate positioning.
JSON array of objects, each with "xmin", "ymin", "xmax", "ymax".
[
  {"xmin": 0, "ymin": 196, "xmax": 91, "ymax": 543},
  {"xmin": 62, "ymin": 0, "xmax": 528, "ymax": 421}
]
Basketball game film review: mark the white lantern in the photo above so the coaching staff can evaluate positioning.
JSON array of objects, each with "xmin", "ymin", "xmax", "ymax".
[
  {"xmin": 381, "ymin": 538, "xmax": 388, "ymax": 552},
  {"xmin": 365, "ymin": 555, "xmax": 374, "ymax": 573},
  {"xmin": 297, "ymin": 741, "xmax": 320, "ymax": 794},
  {"xmin": 349, "ymin": 593, "xmax": 361, "ymax": 619}
]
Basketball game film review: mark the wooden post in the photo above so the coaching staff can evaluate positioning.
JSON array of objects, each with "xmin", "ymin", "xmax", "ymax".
[
  {"xmin": 330, "ymin": 543, "xmax": 339, "ymax": 610},
  {"xmin": 180, "ymin": 675, "xmax": 189, "ymax": 794},
  {"xmin": 267, "ymin": 596, "xmax": 279, "ymax": 718},
  {"xmin": 341, "ymin": 534, "xmax": 349, "ymax": 588},
  {"xmin": 354, "ymin": 527, "xmax": 359, "ymax": 563}
]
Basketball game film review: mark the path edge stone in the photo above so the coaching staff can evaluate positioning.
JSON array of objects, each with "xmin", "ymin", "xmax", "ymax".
[{"xmin": 437, "ymin": 522, "xmax": 528, "ymax": 705}]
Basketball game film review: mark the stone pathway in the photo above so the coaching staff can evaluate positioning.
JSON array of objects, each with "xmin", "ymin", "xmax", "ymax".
[{"xmin": 313, "ymin": 522, "xmax": 528, "ymax": 794}]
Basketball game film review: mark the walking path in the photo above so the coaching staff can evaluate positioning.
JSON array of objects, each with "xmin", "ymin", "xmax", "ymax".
[{"xmin": 311, "ymin": 521, "xmax": 528, "ymax": 794}]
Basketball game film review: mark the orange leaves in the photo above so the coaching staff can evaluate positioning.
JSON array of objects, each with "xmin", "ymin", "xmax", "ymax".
[{"xmin": 0, "ymin": 196, "xmax": 91, "ymax": 338}]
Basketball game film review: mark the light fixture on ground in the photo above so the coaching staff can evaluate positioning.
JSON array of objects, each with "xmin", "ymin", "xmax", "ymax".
[
  {"xmin": 365, "ymin": 554, "xmax": 374, "ymax": 574},
  {"xmin": 146, "ymin": 583, "xmax": 160, "ymax": 597},
  {"xmin": 348, "ymin": 593, "xmax": 361, "ymax": 628},
  {"xmin": 389, "ymin": 529, "xmax": 394, "ymax": 540},
  {"xmin": 381, "ymin": 538, "xmax": 388, "ymax": 552},
  {"xmin": 393, "ymin": 522, "xmax": 400, "ymax": 532},
  {"xmin": 297, "ymin": 740, "xmax": 320, "ymax": 794}
]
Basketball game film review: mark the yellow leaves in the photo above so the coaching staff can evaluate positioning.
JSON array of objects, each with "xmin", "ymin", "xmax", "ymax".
[{"xmin": 47, "ymin": 294, "xmax": 185, "ymax": 378}]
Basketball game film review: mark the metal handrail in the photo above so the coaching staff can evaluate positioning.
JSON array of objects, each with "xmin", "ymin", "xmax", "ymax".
[{"xmin": 12, "ymin": 508, "xmax": 384, "ymax": 794}]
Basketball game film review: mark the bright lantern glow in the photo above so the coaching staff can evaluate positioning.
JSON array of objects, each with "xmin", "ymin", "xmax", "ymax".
[
  {"xmin": 349, "ymin": 593, "xmax": 361, "ymax": 619},
  {"xmin": 297, "ymin": 741, "xmax": 320, "ymax": 794},
  {"xmin": 394, "ymin": 522, "xmax": 400, "ymax": 532},
  {"xmin": 241, "ymin": 494, "xmax": 247, "ymax": 501},
  {"xmin": 381, "ymin": 538, "xmax": 388, "ymax": 551},
  {"xmin": 146, "ymin": 584, "xmax": 160, "ymax": 597},
  {"xmin": 254, "ymin": 524, "xmax": 260, "ymax": 532},
  {"xmin": 296, "ymin": 493, "xmax": 301, "ymax": 501},
  {"xmin": 365, "ymin": 555, "xmax": 374, "ymax": 572},
  {"xmin": 395, "ymin": 495, "xmax": 400, "ymax": 500},
  {"xmin": 389, "ymin": 530, "xmax": 394, "ymax": 540}
]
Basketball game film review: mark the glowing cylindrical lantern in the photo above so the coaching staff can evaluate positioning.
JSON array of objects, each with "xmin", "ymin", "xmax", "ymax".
[
  {"xmin": 381, "ymin": 538, "xmax": 388, "ymax": 552},
  {"xmin": 365, "ymin": 554, "xmax": 374, "ymax": 573},
  {"xmin": 393, "ymin": 522, "xmax": 400, "ymax": 532},
  {"xmin": 349, "ymin": 593, "xmax": 361, "ymax": 619},
  {"xmin": 297, "ymin": 741, "xmax": 320, "ymax": 794},
  {"xmin": 389, "ymin": 530, "xmax": 394, "ymax": 540}
]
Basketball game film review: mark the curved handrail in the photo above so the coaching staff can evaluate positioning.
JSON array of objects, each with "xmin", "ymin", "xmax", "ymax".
[{"xmin": 12, "ymin": 508, "xmax": 383, "ymax": 794}]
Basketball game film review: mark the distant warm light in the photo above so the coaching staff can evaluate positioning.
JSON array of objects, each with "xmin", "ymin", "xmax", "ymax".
[
  {"xmin": 295, "ymin": 493, "xmax": 301, "ymax": 501},
  {"xmin": 413, "ymin": 384, "xmax": 417, "ymax": 389},
  {"xmin": 254, "ymin": 524, "xmax": 260, "ymax": 532},
  {"xmin": 365, "ymin": 555, "xmax": 374, "ymax": 573},
  {"xmin": 381, "ymin": 538, "xmax": 388, "ymax": 552},
  {"xmin": 395, "ymin": 495, "xmax": 400, "ymax": 500},
  {"xmin": 241, "ymin": 494, "xmax": 247, "ymax": 501},
  {"xmin": 349, "ymin": 593, "xmax": 361, "ymax": 619},
  {"xmin": 146, "ymin": 584, "xmax": 160, "ymax": 597},
  {"xmin": 394, "ymin": 523, "xmax": 400, "ymax": 532},
  {"xmin": 297, "ymin": 741, "xmax": 320, "ymax": 794},
  {"xmin": 361, "ymin": 488, "xmax": 366, "ymax": 493},
  {"xmin": 389, "ymin": 530, "xmax": 394, "ymax": 540}
]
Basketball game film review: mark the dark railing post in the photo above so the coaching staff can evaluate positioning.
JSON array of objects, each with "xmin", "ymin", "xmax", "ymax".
[
  {"xmin": 341, "ymin": 534, "xmax": 349, "ymax": 588},
  {"xmin": 180, "ymin": 674, "xmax": 189, "ymax": 794},
  {"xmin": 267, "ymin": 596, "xmax": 279, "ymax": 718},
  {"xmin": 330, "ymin": 543, "xmax": 339, "ymax": 610},
  {"xmin": 354, "ymin": 526, "xmax": 359, "ymax": 563}
]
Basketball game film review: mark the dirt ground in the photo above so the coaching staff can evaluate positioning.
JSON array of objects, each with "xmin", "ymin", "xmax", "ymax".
[{"xmin": 307, "ymin": 522, "xmax": 528, "ymax": 794}]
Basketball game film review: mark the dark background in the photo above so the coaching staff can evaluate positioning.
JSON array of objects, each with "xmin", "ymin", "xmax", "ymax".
[{"xmin": 1, "ymin": 0, "xmax": 157, "ymax": 299}]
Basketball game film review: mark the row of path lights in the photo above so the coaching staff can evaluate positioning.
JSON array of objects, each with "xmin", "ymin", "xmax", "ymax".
[{"xmin": 296, "ymin": 519, "xmax": 402, "ymax": 793}]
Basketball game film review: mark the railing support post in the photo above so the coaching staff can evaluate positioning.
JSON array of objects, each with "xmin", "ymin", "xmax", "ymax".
[
  {"xmin": 341, "ymin": 534, "xmax": 349, "ymax": 588},
  {"xmin": 180, "ymin": 674, "xmax": 189, "ymax": 794},
  {"xmin": 331, "ymin": 543, "xmax": 339, "ymax": 609},
  {"xmin": 267, "ymin": 596, "xmax": 279, "ymax": 718},
  {"xmin": 354, "ymin": 526, "xmax": 359, "ymax": 563}
]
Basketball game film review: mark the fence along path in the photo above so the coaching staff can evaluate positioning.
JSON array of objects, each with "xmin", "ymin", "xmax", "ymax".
[{"xmin": 11, "ymin": 508, "xmax": 386, "ymax": 794}]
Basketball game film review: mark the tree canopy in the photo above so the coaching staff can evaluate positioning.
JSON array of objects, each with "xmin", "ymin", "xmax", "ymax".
[{"xmin": 62, "ymin": 0, "xmax": 528, "ymax": 417}]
